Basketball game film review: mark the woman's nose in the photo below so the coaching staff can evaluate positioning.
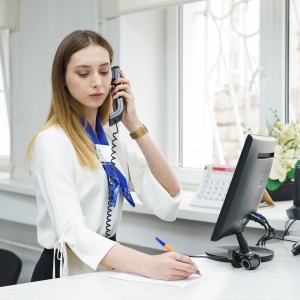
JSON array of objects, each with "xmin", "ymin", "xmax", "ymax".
[{"xmin": 92, "ymin": 73, "xmax": 102, "ymax": 87}]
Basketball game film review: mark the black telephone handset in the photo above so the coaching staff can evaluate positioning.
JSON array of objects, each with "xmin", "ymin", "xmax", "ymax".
[
  {"xmin": 106, "ymin": 66, "xmax": 124, "ymax": 238},
  {"xmin": 109, "ymin": 66, "xmax": 124, "ymax": 127}
]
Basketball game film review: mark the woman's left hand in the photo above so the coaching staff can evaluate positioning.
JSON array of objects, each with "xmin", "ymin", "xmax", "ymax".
[{"xmin": 111, "ymin": 70, "xmax": 142, "ymax": 132}]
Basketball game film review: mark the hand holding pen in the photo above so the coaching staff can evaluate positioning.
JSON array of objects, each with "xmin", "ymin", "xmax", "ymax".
[{"xmin": 155, "ymin": 237, "xmax": 202, "ymax": 276}]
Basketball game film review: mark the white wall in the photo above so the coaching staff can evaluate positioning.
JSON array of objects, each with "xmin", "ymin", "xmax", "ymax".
[
  {"xmin": 10, "ymin": 0, "xmax": 171, "ymax": 180},
  {"xmin": 119, "ymin": 9, "xmax": 167, "ymax": 152},
  {"xmin": 10, "ymin": 0, "xmax": 100, "ymax": 180},
  {"xmin": 1, "ymin": 0, "xmax": 102, "ymax": 283}
]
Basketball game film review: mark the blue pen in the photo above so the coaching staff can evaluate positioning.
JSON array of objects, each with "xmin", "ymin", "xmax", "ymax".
[{"xmin": 155, "ymin": 237, "xmax": 175, "ymax": 252}]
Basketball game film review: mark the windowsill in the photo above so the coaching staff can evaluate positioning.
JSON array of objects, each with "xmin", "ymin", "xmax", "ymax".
[
  {"xmin": 0, "ymin": 176, "xmax": 299, "ymax": 233},
  {"xmin": 124, "ymin": 188, "xmax": 300, "ymax": 232},
  {"xmin": 0, "ymin": 176, "xmax": 35, "ymax": 196},
  {"xmin": 0, "ymin": 171, "xmax": 10, "ymax": 179}
]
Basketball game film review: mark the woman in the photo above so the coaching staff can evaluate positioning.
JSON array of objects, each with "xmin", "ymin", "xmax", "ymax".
[{"xmin": 27, "ymin": 30, "xmax": 200, "ymax": 281}]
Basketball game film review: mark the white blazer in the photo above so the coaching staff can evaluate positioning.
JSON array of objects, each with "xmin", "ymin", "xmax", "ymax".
[{"xmin": 30, "ymin": 124, "xmax": 181, "ymax": 274}]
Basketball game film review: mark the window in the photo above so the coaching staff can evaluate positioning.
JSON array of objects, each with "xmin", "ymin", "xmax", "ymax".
[
  {"xmin": 109, "ymin": 0, "xmax": 287, "ymax": 187},
  {"xmin": 0, "ymin": 29, "xmax": 11, "ymax": 170},
  {"xmin": 289, "ymin": 0, "xmax": 300, "ymax": 121},
  {"xmin": 180, "ymin": 0, "xmax": 260, "ymax": 168}
]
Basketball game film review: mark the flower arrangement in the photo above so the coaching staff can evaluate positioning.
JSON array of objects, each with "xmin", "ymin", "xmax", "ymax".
[{"xmin": 244, "ymin": 110, "xmax": 300, "ymax": 191}]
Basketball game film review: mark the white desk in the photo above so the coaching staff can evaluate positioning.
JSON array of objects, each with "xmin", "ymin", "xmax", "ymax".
[{"xmin": 0, "ymin": 241, "xmax": 299, "ymax": 300}]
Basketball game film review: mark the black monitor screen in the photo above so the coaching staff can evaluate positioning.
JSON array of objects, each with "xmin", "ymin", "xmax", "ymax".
[{"xmin": 205, "ymin": 134, "xmax": 276, "ymax": 267}]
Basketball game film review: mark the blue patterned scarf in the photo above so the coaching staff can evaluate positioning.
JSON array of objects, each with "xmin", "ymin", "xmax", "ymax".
[{"xmin": 84, "ymin": 117, "xmax": 135, "ymax": 207}]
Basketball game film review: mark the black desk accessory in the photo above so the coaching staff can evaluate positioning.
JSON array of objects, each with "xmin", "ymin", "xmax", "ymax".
[{"xmin": 286, "ymin": 165, "xmax": 300, "ymax": 220}]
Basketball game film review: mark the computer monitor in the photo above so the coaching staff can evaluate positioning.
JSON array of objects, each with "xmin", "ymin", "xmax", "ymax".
[{"xmin": 205, "ymin": 134, "xmax": 276, "ymax": 268}]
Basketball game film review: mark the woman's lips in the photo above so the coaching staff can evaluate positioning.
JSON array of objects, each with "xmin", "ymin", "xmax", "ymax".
[{"xmin": 89, "ymin": 93, "xmax": 103, "ymax": 100}]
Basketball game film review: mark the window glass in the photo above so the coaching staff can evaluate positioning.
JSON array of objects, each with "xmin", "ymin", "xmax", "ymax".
[
  {"xmin": 289, "ymin": 0, "xmax": 300, "ymax": 121},
  {"xmin": 181, "ymin": 0, "xmax": 260, "ymax": 168}
]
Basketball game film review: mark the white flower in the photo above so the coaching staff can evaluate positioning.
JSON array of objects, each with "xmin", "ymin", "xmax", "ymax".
[
  {"xmin": 269, "ymin": 144, "xmax": 298, "ymax": 182},
  {"xmin": 243, "ymin": 110, "xmax": 300, "ymax": 184}
]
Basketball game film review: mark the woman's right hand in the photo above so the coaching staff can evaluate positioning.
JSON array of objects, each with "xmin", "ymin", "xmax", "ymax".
[
  {"xmin": 143, "ymin": 251, "xmax": 200, "ymax": 281},
  {"xmin": 101, "ymin": 243, "xmax": 200, "ymax": 281}
]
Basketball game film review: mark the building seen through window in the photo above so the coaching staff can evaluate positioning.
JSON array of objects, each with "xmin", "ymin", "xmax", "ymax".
[{"xmin": 181, "ymin": 0, "xmax": 260, "ymax": 168}]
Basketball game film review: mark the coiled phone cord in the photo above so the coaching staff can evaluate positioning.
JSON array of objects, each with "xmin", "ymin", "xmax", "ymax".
[{"xmin": 105, "ymin": 122, "xmax": 119, "ymax": 238}]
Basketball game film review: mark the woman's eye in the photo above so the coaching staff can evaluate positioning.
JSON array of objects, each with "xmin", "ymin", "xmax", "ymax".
[
  {"xmin": 100, "ymin": 71, "xmax": 109, "ymax": 75},
  {"xmin": 78, "ymin": 73, "xmax": 88, "ymax": 77}
]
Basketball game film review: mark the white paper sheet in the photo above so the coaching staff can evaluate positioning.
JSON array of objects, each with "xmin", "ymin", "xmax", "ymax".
[{"xmin": 109, "ymin": 272, "xmax": 206, "ymax": 288}]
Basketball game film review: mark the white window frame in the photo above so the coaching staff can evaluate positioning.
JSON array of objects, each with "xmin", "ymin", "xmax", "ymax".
[
  {"xmin": 0, "ymin": 29, "xmax": 11, "ymax": 172},
  {"xmin": 101, "ymin": 0, "xmax": 288, "ymax": 189},
  {"xmin": 166, "ymin": 0, "xmax": 287, "ymax": 189}
]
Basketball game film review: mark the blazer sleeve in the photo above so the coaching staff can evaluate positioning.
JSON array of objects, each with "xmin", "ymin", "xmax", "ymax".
[
  {"xmin": 30, "ymin": 129, "xmax": 117, "ymax": 270},
  {"xmin": 125, "ymin": 147, "xmax": 182, "ymax": 222}
]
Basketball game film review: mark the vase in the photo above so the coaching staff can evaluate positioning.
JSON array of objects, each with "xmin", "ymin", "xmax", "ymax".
[{"xmin": 266, "ymin": 181, "xmax": 294, "ymax": 202}]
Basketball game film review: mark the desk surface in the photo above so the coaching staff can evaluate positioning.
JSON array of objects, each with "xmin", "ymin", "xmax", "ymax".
[{"xmin": 0, "ymin": 241, "xmax": 299, "ymax": 300}]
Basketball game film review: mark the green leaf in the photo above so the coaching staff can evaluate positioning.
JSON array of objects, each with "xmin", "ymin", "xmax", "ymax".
[
  {"xmin": 286, "ymin": 168, "xmax": 295, "ymax": 181},
  {"xmin": 266, "ymin": 178, "xmax": 284, "ymax": 191}
]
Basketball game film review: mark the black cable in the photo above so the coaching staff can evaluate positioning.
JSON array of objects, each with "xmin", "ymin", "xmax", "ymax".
[
  {"xmin": 248, "ymin": 213, "xmax": 269, "ymax": 246},
  {"xmin": 282, "ymin": 219, "xmax": 297, "ymax": 239},
  {"xmin": 191, "ymin": 216, "xmax": 298, "ymax": 258},
  {"xmin": 105, "ymin": 122, "xmax": 119, "ymax": 238},
  {"xmin": 249, "ymin": 212, "xmax": 300, "ymax": 246},
  {"xmin": 261, "ymin": 225, "xmax": 276, "ymax": 246},
  {"xmin": 248, "ymin": 212, "xmax": 276, "ymax": 246},
  {"xmin": 248, "ymin": 212, "xmax": 267, "ymax": 227},
  {"xmin": 255, "ymin": 225, "xmax": 268, "ymax": 246}
]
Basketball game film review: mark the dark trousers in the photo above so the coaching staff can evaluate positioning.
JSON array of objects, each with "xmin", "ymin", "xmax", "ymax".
[{"xmin": 31, "ymin": 234, "xmax": 116, "ymax": 282}]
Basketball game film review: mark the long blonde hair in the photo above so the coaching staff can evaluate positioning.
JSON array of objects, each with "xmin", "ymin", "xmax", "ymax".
[{"xmin": 27, "ymin": 30, "xmax": 113, "ymax": 169}]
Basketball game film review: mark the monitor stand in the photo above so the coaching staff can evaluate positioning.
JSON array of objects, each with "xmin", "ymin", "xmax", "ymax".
[{"xmin": 205, "ymin": 232, "xmax": 274, "ymax": 263}]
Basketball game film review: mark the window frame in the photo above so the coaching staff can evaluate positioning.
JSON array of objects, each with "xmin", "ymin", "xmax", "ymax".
[
  {"xmin": 0, "ymin": 29, "xmax": 11, "ymax": 172},
  {"xmin": 166, "ymin": 0, "xmax": 288, "ymax": 189}
]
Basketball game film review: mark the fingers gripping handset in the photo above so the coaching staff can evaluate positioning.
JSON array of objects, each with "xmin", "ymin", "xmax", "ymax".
[{"xmin": 109, "ymin": 66, "xmax": 124, "ymax": 127}]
